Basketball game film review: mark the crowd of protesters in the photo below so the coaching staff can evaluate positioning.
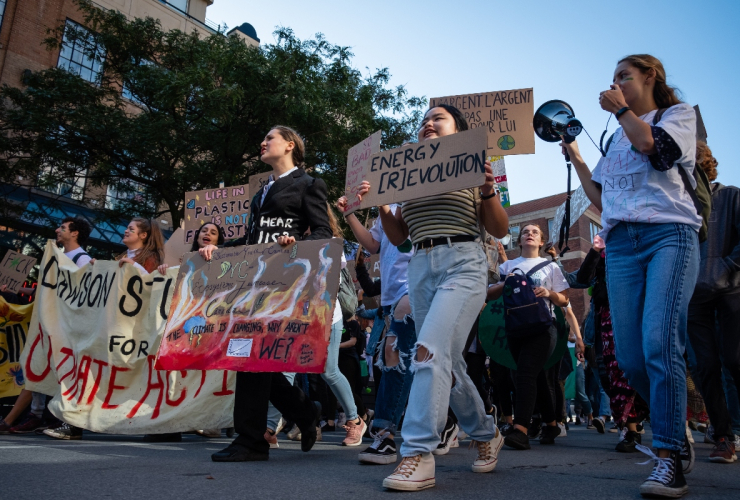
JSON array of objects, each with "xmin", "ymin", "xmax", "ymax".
[{"xmin": 2, "ymin": 53, "xmax": 739, "ymax": 499}]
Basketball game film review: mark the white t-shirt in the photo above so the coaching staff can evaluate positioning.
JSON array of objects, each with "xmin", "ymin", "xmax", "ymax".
[
  {"xmin": 369, "ymin": 205, "xmax": 411, "ymax": 306},
  {"xmin": 127, "ymin": 248, "xmax": 149, "ymax": 274},
  {"xmin": 64, "ymin": 247, "xmax": 91, "ymax": 267},
  {"xmin": 592, "ymin": 103, "xmax": 701, "ymax": 239},
  {"xmin": 498, "ymin": 256, "xmax": 568, "ymax": 317}
]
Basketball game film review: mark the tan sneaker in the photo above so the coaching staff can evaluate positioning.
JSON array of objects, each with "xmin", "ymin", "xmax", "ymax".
[
  {"xmin": 342, "ymin": 418, "xmax": 367, "ymax": 447},
  {"xmin": 382, "ymin": 454, "xmax": 435, "ymax": 491},
  {"xmin": 287, "ymin": 424, "xmax": 301, "ymax": 441},
  {"xmin": 471, "ymin": 427, "xmax": 504, "ymax": 473}
]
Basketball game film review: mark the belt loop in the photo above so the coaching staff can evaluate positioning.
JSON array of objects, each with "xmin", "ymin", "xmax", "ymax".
[{"xmin": 446, "ymin": 237, "xmax": 452, "ymax": 247}]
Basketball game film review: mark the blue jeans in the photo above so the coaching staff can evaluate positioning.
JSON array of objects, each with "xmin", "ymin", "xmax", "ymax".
[
  {"xmin": 266, "ymin": 372, "xmax": 295, "ymax": 431},
  {"xmin": 373, "ymin": 300, "xmax": 416, "ymax": 433},
  {"xmin": 605, "ymin": 222, "xmax": 700, "ymax": 451},
  {"xmin": 321, "ymin": 320, "xmax": 358, "ymax": 421},
  {"xmin": 574, "ymin": 362, "xmax": 592, "ymax": 415},
  {"xmin": 400, "ymin": 241, "xmax": 496, "ymax": 457}
]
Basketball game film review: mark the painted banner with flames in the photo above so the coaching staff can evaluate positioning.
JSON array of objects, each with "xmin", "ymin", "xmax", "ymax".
[{"xmin": 156, "ymin": 239, "xmax": 343, "ymax": 373}]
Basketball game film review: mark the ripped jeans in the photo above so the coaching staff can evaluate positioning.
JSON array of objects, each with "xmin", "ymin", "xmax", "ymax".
[
  {"xmin": 372, "ymin": 296, "xmax": 416, "ymax": 433},
  {"xmin": 400, "ymin": 240, "xmax": 496, "ymax": 457}
]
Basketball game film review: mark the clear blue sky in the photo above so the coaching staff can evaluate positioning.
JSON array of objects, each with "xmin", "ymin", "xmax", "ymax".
[{"xmin": 207, "ymin": 0, "xmax": 740, "ymax": 205}]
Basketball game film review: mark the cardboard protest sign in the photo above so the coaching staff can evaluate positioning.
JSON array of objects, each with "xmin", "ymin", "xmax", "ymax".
[
  {"xmin": 184, "ymin": 184, "xmax": 250, "ymax": 245},
  {"xmin": 0, "ymin": 251, "xmax": 37, "ymax": 293},
  {"xmin": 488, "ymin": 155, "xmax": 510, "ymax": 207},
  {"xmin": 156, "ymin": 238, "xmax": 343, "ymax": 373},
  {"xmin": 430, "ymin": 88, "xmax": 534, "ymax": 156},
  {"xmin": 343, "ymin": 131, "xmax": 382, "ymax": 214},
  {"xmin": 353, "ymin": 127, "xmax": 487, "ymax": 210},
  {"xmin": 0, "ymin": 297, "xmax": 33, "ymax": 398},
  {"xmin": 163, "ymin": 228, "xmax": 192, "ymax": 267},
  {"xmin": 249, "ymin": 171, "xmax": 272, "ymax": 203},
  {"xmin": 549, "ymin": 185, "xmax": 594, "ymax": 243},
  {"xmin": 21, "ymin": 241, "xmax": 235, "ymax": 434}
]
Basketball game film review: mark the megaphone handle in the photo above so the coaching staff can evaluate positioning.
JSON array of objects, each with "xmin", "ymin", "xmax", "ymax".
[{"xmin": 562, "ymin": 134, "xmax": 575, "ymax": 162}]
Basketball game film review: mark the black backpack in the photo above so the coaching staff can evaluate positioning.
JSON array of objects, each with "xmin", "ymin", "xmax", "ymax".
[
  {"xmin": 604, "ymin": 107, "xmax": 711, "ymax": 242},
  {"xmin": 502, "ymin": 261, "xmax": 553, "ymax": 336}
]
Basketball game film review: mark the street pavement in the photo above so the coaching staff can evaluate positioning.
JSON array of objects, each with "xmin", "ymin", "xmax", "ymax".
[{"xmin": 2, "ymin": 424, "xmax": 739, "ymax": 499}]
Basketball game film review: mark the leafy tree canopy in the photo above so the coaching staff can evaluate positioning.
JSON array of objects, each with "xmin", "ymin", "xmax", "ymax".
[{"xmin": 0, "ymin": 0, "xmax": 424, "ymax": 234}]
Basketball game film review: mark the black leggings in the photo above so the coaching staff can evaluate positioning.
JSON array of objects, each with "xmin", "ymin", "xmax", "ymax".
[
  {"xmin": 465, "ymin": 350, "xmax": 493, "ymax": 413},
  {"xmin": 491, "ymin": 361, "xmax": 515, "ymax": 418},
  {"xmin": 509, "ymin": 325, "xmax": 557, "ymax": 428}
]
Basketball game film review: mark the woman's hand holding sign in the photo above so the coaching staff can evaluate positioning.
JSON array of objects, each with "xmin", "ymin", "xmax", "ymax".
[{"xmin": 199, "ymin": 244, "xmax": 218, "ymax": 262}]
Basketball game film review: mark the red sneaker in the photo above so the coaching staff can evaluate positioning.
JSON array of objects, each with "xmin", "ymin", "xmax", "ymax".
[{"xmin": 10, "ymin": 415, "xmax": 45, "ymax": 434}]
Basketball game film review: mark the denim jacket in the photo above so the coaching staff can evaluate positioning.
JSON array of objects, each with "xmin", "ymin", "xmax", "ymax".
[{"xmin": 357, "ymin": 306, "xmax": 386, "ymax": 356}]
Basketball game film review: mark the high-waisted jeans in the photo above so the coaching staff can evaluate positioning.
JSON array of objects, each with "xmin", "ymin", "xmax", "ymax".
[
  {"xmin": 605, "ymin": 222, "xmax": 699, "ymax": 451},
  {"xmin": 400, "ymin": 241, "xmax": 496, "ymax": 457}
]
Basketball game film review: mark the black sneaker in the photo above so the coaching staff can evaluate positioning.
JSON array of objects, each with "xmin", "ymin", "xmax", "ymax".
[
  {"xmin": 433, "ymin": 417, "xmax": 459, "ymax": 456},
  {"xmin": 321, "ymin": 423, "xmax": 336, "ymax": 432},
  {"xmin": 504, "ymin": 428, "xmax": 531, "ymax": 450},
  {"xmin": 539, "ymin": 424, "xmax": 561, "ymax": 445},
  {"xmin": 358, "ymin": 430, "xmax": 397, "ymax": 464},
  {"xmin": 299, "ymin": 401, "xmax": 322, "ymax": 452},
  {"xmin": 143, "ymin": 432, "xmax": 182, "ymax": 442},
  {"xmin": 616, "ymin": 430, "xmax": 642, "ymax": 453},
  {"xmin": 680, "ymin": 431, "xmax": 695, "ymax": 474},
  {"xmin": 527, "ymin": 417, "xmax": 542, "ymax": 439},
  {"xmin": 575, "ymin": 416, "xmax": 582, "ymax": 426},
  {"xmin": 43, "ymin": 423, "xmax": 83, "ymax": 440},
  {"xmin": 592, "ymin": 417, "xmax": 606, "ymax": 434},
  {"xmin": 638, "ymin": 448, "xmax": 688, "ymax": 498},
  {"xmin": 498, "ymin": 423, "xmax": 514, "ymax": 437},
  {"xmin": 212, "ymin": 444, "xmax": 268, "ymax": 462}
]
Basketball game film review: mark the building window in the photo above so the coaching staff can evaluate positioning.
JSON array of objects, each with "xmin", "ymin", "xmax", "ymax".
[
  {"xmin": 160, "ymin": 0, "xmax": 189, "ymax": 14},
  {"xmin": 506, "ymin": 225, "xmax": 520, "ymax": 250},
  {"xmin": 57, "ymin": 19, "xmax": 105, "ymax": 84},
  {"xmin": 0, "ymin": 0, "xmax": 7, "ymax": 32},
  {"xmin": 39, "ymin": 165, "xmax": 87, "ymax": 201},
  {"xmin": 589, "ymin": 221, "xmax": 602, "ymax": 242},
  {"xmin": 122, "ymin": 59, "xmax": 155, "ymax": 104},
  {"xmin": 106, "ymin": 179, "xmax": 152, "ymax": 210}
]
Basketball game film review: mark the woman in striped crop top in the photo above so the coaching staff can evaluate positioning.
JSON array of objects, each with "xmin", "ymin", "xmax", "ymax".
[{"xmin": 356, "ymin": 104, "xmax": 509, "ymax": 490}]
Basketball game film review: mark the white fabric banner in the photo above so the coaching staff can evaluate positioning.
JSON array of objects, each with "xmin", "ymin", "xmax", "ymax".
[{"xmin": 20, "ymin": 241, "xmax": 235, "ymax": 434}]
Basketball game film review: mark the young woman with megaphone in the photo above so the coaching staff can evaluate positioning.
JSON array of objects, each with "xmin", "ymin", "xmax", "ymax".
[{"xmin": 561, "ymin": 54, "xmax": 700, "ymax": 499}]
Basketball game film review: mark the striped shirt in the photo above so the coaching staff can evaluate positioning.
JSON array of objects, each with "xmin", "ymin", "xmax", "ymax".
[{"xmin": 401, "ymin": 189, "xmax": 479, "ymax": 244}]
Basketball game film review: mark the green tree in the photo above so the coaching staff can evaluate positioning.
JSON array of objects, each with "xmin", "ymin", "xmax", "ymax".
[{"xmin": 0, "ymin": 0, "xmax": 424, "ymax": 233}]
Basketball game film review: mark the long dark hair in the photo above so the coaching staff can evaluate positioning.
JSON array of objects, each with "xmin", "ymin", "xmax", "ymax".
[
  {"xmin": 618, "ymin": 54, "xmax": 683, "ymax": 109},
  {"xmin": 190, "ymin": 222, "xmax": 226, "ymax": 251},
  {"xmin": 423, "ymin": 104, "xmax": 469, "ymax": 133}
]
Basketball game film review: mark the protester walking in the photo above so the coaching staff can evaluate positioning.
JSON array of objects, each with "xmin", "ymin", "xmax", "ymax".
[
  {"xmin": 563, "ymin": 54, "xmax": 701, "ymax": 498},
  {"xmin": 355, "ymin": 104, "xmax": 509, "ymax": 491}
]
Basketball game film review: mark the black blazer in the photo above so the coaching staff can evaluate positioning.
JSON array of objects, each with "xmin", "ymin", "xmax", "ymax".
[{"xmin": 226, "ymin": 168, "xmax": 333, "ymax": 246}]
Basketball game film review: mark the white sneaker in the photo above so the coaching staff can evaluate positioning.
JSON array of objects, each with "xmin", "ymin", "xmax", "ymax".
[
  {"xmin": 433, "ymin": 420, "xmax": 459, "ymax": 456},
  {"xmin": 383, "ymin": 454, "xmax": 435, "ymax": 491},
  {"xmin": 472, "ymin": 427, "xmax": 504, "ymax": 473},
  {"xmin": 450, "ymin": 436, "xmax": 459, "ymax": 448},
  {"xmin": 685, "ymin": 422, "xmax": 694, "ymax": 444},
  {"xmin": 287, "ymin": 424, "xmax": 301, "ymax": 441},
  {"xmin": 558, "ymin": 422, "xmax": 567, "ymax": 437},
  {"xmin": 336, "ymin": 412, "xmax": 347, "ymax": 428}
]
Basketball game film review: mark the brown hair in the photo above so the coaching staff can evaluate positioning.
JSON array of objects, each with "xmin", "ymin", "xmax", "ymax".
[
  {"xmin": 517, "ymin": 223, "xmax": 545, "ymax": 251},
  {"xmin": 326, "ymin": 202, "xmax": 343, "ymax": 238},
  {"xmin": 272, "ymin": 125, "xmax": 305, "ymax": 168},
  {"xmin": 118, "ymin": 218, "xmax": 165, "ymax": 269},
  {"xmin": 696, "ymin": 141, "xmax": 718, "ymax": 182},
  {"xmin": 618, "ymin": 54, "xmax": 683, "ymax": 109}
]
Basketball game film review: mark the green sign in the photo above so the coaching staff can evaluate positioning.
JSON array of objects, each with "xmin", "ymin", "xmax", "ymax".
[{"xmin": 478, "ymin": 298, "xmax": 568, "ymax": 370}]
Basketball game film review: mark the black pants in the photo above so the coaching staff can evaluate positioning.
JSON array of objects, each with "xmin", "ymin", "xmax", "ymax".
[
  {"xmin": 491, "ymin": 361, "xmax": 515, "ymax": 418},
  {"xmin": 232, "ymin": 372, "xmax": 316, "ymax": 454},
  {"xmin": 465, "ymin": 350, "xmax": 493, "ymax": 414},
  {"xmin": 688, "ymin": 293, "xmax": 740, "ymax": 440},
  {"xmin": 337, "ymin": 354, "xmax": 367, "ymax": 418},
  {"xmin": 546, "ymin": 359, "xmax": 564, "ymax": 422},
  {"xmin": 509, "ymin": 325, "xmax": 557, "ymax": 428}
]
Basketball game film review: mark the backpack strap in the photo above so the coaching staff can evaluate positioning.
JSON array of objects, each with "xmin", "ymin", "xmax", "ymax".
[
  {"xmin": 525, "ymin": 261, "xmax": 552, "ymax": 278},
  {"xmin": 650, "ymin": 107, "xmax": 703, "ymax": 217},
  {"xmin": 71, "ymin": 251, "xmax": 89, "ymax": 265}
]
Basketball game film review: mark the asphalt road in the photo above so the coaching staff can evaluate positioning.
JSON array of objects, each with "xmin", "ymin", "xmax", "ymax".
[{"xmin": 2, "ymin": 424, "xmax": 739, "ymax": 499}]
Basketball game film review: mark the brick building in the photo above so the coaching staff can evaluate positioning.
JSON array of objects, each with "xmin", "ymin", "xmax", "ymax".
[
  {"xmin": 503, "ymin": 192, "xmax": 602, "ymax": 323},
  {"xmin": 0, "ymin": 0, "xmax": 258, "ymax": 260}
]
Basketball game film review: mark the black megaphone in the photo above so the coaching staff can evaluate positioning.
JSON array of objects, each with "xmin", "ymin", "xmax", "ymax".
[{"xmin": 533, "ymin": 100, "xmax": 582, "ymax": 144}]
